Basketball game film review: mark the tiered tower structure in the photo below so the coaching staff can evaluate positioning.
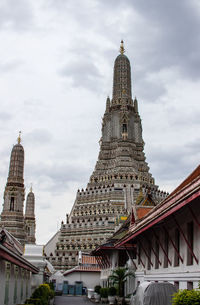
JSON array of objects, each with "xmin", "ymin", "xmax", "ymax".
[
  {"xmin": 45, "ymin": 41, "xmax": 167, "ymax": 270},
  {"xmin": 0, "ymin": 133, "xmax": 36, "ymax": 245},
  {"xmin": 25, "ymin": 186, "xmax": 36, "ymax": 244}
]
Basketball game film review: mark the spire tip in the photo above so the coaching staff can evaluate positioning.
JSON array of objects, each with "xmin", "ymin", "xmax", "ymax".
[
  {"xmin": 17, "ymin": 131, "xmax": 21, "ymax": 144},
  {"xmin": 120, "ymin": 40, "xmax": 125, "ymax": 54}
]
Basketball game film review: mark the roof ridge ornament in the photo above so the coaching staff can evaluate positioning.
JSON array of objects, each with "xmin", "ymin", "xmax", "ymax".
[
  {"xmin": 120, "ymin": 40, "xmax": 125, "ymax": 55},
  {"xmin": 17, "ymin": 131, "xmax": 22, "ymax": 144}
]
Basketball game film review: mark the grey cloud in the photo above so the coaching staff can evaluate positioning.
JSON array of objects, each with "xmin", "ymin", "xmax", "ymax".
[
  {"xmin": 26, "ymin": 162, "xmax": 89, "ymax": 193},
  {"xmin": 148, "ymin": 139, "xmax": 200, "ymax": 184},
  {"xmin": 96, "ymin": 0, "xmax": 200, "ymax": 81},
  {"xmin": 166, "ymin": 108, "xmax": 200, "ymax": 126},
  {"xmin": 0, "ymin": 0, "xmax": 34, "ymax": 31},
  {"xmin": 130, "ymin": 0, "xmax": 200, "ymax": 80},
  {"xmin": 134, "ymin": 75, "xmax": 167, "ymax": 103},
  {"xmin": 24, "ymin": 129, "xmax": 53, "ymax": 145},
  {"xmin": 39, "ymin": 203, "xmax": 52, "ymax": 210},
  {"xmin": 0, "ymin": 61, "xmax": 23, "ymax": 74},
  {"xmin": 59, "ymin": 57, "xmax": 102, "ymax": 91},
  {"xmin": 0, "ymin": 112, "xmax": 12, "ymax": 121}
]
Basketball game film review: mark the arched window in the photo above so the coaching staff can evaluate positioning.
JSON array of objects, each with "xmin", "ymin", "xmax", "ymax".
[
  {"xmin": 122, "ymin": 123, "xmax": 127, "ymax": 133},
  {"xmin": 10, "ymin": 197, "xmax": 15, "ymax": 211}
]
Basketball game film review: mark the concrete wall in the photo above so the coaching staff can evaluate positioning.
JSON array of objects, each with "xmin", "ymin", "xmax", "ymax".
[
  {"xmin": 51, "ymin": 271, "xmax": 100, "ymax": 290},
  {"xmin": 64, "ymin": 271, "xmax": 100, "ymax": 289},
  {"xmin": 0, "ymin": 259, "xmax": 32, "ymax": 305}
]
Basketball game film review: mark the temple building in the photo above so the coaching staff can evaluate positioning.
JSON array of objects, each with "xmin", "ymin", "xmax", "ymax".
[
  {"xmin": 0, "ymin": 133, "xmax": 36, "ymax": 245},
  {"xmin": 92, "ymin": 165, "xmax": 200, "ymax": 292},
  {"xmin": 45, "ymin": 41, "xmax": 168, "ymax": 270}
]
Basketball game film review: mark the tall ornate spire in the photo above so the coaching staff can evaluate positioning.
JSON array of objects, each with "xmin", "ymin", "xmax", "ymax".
[
  {"xmin": 25, "ymin": 186, "xmax": 35, "ymax": 216},
  {"xmin": 0, "ymin": 135, "xmax": 26, "ymax": 244},
  {"xmin": 44, "ymin": 41, "xmax": 167, "ymax": 272},
  {"xmin": 90, "ymin": 41, "xmax": 154, "ymax": 196},
  {"xmin": 112, "ymin": 40, "xmax": 132, "ymax": 102},
  {"xmin": 25, "ymin": 186, "xmax": 36, "ymax": 244},
  {"xmin": 8, "ymin": 132, "xmax": 24, "ymax": 184}
]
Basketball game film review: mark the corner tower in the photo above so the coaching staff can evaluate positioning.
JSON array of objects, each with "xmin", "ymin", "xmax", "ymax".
[
  {"xmin": 25, "ymin": 186, "xmax": 36, "ymax": 244},
  {"xmin": 0, "ymin": 132, "xmax": 26, "ymax": 244}
]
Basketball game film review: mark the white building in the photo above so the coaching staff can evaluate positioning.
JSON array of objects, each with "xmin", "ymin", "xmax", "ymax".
[
  {"xmin": 93, "ymin": 165, "xmax": 200, "ymax": 293},
  {"xmin": 0, "ymin": 229, "xmax": 39, "ymax": 305},
  {"xmin": 50, "ymin": 252, "xmax": 101, "ymax": 293}
]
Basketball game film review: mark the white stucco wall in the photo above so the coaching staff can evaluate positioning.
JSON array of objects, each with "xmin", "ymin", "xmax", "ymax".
[
  {"xmin": 64, "ymin": 271, "xmax": 100, "ymax": 289},
  {"xmin": 44, "ymin": 231, "xmax": 59, "ymax": 257},
  {"xmin": 0, "ymin": 259, "xmax": 32, "ymax": 305},
  {"xmin": 51, "ymin": 271, "xmax": 100, "ymax": 290},
  {"xmin": 24, "ymin": 244, "xmax": 50, "ymax": 293}
]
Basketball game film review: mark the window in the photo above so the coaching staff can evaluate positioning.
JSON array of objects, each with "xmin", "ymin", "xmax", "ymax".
[
  {"xmin": 174, "ymin": 229, "xmax": 180, "ymax": 266},
  {"xmin": 187, "ymin": 281, "xmax": 193, "ymax": 290},
  {"xmin": 10, "ymin": 197, "xmax": 15, "ymax": 211},
  {"xmin": 187, "ymin": 222, "xmax": 194, "ymax": 266},
  {"xmin": 174, "ymin": 281, "xmax": 179, "ymax": 290},
  {"xmin": 122, "ymin": 123, "xmax": 127, "ymax": 133}
]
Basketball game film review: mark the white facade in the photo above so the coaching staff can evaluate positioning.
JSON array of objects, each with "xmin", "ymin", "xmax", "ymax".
[
  {"xmin": 0, "ymin": 230, "xmax": 39, "ymax": 305},
  {"xmin": 131, "ymin": 207, "xmax": 200, "ymax": 290},
  {"xmin": 0, "ymin": 259, "xmax": 32, "ymax": 305},
  {"xmin": 96, "ymin": 166, "xmax": 200, "ymax": 294},
  {"xmin": 24, "ymin": 244, "xmax": 54, "ymax": 292},
  {"xmin": 51, "ymin": 270, "xmax": 100, "ymax": 290}
]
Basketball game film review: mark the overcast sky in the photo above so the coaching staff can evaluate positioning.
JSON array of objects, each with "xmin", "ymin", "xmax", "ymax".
[{"xmin": 0, "ymin": 0, "xmax": 200, "ymax": 245}]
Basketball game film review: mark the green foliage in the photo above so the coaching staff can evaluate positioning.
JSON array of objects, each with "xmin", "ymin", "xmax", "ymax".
[
  {"xmin": 172, "ymin": 289, "xmax": 200, "ymax": 305},
  {"xmin": 108, "ymin": 286, "xmax": 117, "ymax": 296},
  {"xmin": 94, "ymin": 285, "xmax": 102, "ymax": 294},
  {"xmin": 29, "ymin": 283, "xmax": 54, "ymax": 305},
  {"xmin": 109, "ymin": 267, "xmax": 135, "ymax": 297},
  {"xmin": 100, "ymin": 287, "xmax": 109, "ymax": 298},
  {"xmin": 49, "ymin": 289, "xmax": 55, "ymax": 299},
  {"xmin": 25, "ymin": 298, "xmax": 42, "ymax": 305},
  {"xmin": 48, "ymin": 282, "xmax": 55, "ymax": 291}
]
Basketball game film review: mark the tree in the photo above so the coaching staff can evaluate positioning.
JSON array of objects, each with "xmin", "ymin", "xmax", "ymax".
[{"xmin": 109, "ymin": 267, "xmax": 135, "ymax": 297}]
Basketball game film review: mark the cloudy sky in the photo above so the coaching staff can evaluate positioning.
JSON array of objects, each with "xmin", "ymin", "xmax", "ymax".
[{"xmin": 0, "ymin": 0, "xmax": 200, "ymax": 244}]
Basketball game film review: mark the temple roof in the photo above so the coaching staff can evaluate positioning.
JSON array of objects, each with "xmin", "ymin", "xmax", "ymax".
[{"xmin": 116, "ymin": 165, "xmax": 200, "ymax": 248}]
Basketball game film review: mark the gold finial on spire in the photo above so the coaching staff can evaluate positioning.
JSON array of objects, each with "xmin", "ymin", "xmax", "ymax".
[
  {"xmin": 17, "ymin": 131, "xmax": 22, "ymax": 144},
  {"xmin": 120, "ymin": 40, "xmax": 125, "ymax": 54},
  {"xmin": 30, "ymin": 183, "xmax": 33, "ymax": 192}
]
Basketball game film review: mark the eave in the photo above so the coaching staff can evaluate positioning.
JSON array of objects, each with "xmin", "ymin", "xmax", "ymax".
[
  {"xmin": 0, "ymin": 244, "xmax": 39, "ymax": 274},
  {"xmin": 116, "ymin": 169, "xmax": 200, "ymax": 248}
]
